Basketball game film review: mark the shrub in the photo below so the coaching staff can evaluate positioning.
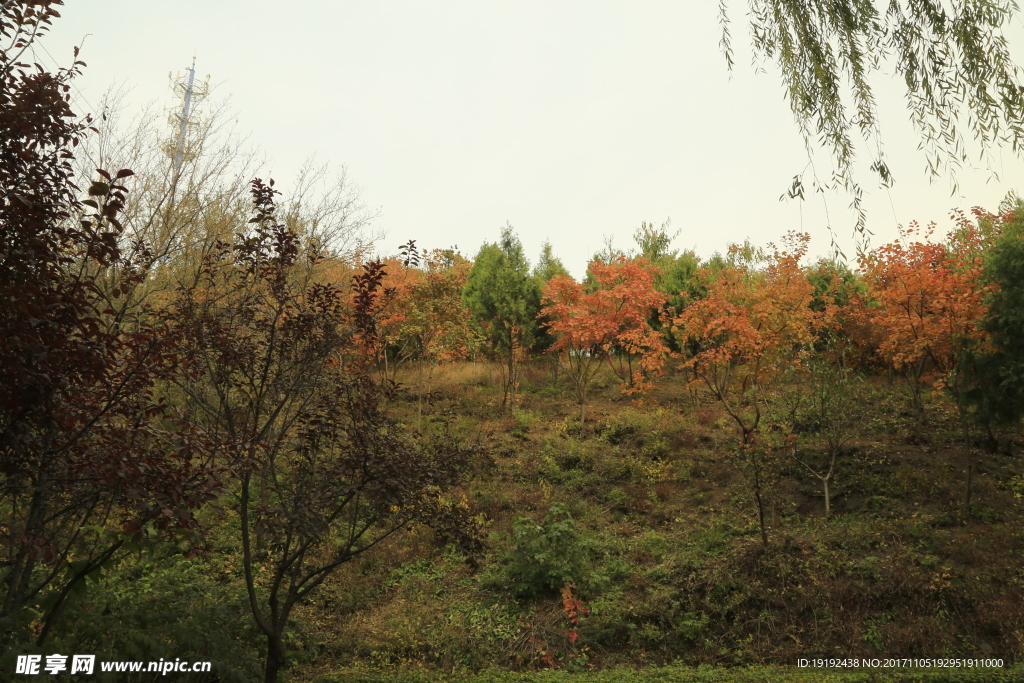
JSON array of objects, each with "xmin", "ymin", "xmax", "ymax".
[
  {"xmin": 491, "ymin": 503, "xmax": 600, "ymax": 599},
  {"xmin": 597, "ymin": 410, "xmax": 652, "ymax": 446},
  {"xmin": 52, "ymin": 549, "xmax": 261, "ymax": 682}
]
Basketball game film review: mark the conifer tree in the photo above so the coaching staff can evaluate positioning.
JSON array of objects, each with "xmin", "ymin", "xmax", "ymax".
[{"xmin": 463, "ymin": 224, "xmax": 540, "ymax": 408}]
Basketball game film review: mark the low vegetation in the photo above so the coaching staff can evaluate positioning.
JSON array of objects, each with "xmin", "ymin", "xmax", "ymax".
[{"xmin": 4, "ymin": 4, "xmax": 1024, "ymax": 683}]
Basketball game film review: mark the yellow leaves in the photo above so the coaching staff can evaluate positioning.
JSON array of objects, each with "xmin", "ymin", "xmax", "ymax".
[{"xmin": 371, "ymin": 252, "xmax": 477, "ymax": 369}]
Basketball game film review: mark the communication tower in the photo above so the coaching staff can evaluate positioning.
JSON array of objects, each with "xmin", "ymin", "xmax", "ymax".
[{"xmin": 165, "ymin": 57, "xmax": 209, "ymax": 195}]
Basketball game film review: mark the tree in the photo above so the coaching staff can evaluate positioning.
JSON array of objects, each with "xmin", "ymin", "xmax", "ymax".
[
  {"xmin": 463, "ymin": 224, "xmax": 541, "ymax": 409},
  {"xmin": 790, "ymin": 348, "xmax": 865, "ymax": 518},
  {"xmin": 725, "ymin": 0, "xmax": 1024, "ymax": 232},
  {"xmin": 366, "ymin": 249, "xmax": 425, "ymax": 383},
  {"xmin": 167, "ymin": 180, "xmax": 483, "ymax": 683},
  {"xmin": 533, "ymin": 240, "xmax": 570, "ymax": 357},
  {"xmin": 1, "ymin": 1, "xmax": 225, "ymax": 654},
  {"xmin": 80, "ymin": 88, "xmax": 379, "ymax": 320},
  {"xmin": 966, "ymin": 199, "xmax": 1024, "ymax": 429},
  {"xmin": 591, "ymin": 234, "xmax": 627, "ymax": 267},
  {"xmin": 673, "ymin": 232, "xmax": 823, "ymax": 545},
  {"xmin": 675, "ymin": 233, "xmax": 821, "ymax": 443},
  {"xmin": 806, "ymin": 259, "xmax": 866, "ymax": 362},
  {"xmin": 857, "ymin": 214, "xmax": 994, "ymax": 518},
  {"xmin": 956, "ymin": 200, "xmax": 1024, "ymax": 516},
  {"xmin": 534, "ymin": 240, "xmax": 570, "ymax": 285},
  {"xmin": 857, "ymin": 220, "xmax": 990, "ymax": 441},
  {"xmin": 630, "ymin": 219, "xmax": 701, "ymax": 353},
  {"xmin": 542, "ymin": 258, "xmax": 668, "ymax": 423},
  {"xmin": 375, "ymin": 244, "xmax": 477, "ymax": 429},
  {"xmin": 631, "ymin": 219, "xmax": 677, "ymax": 262}
]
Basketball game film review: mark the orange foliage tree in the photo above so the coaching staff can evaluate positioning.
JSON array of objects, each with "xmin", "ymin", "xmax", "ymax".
[
  {"xmin": 541, "ymin": 258, "xmax": 668, "ymax": 422},
  {"xmin": 857, "ymin": 218, "xmax": 992, "ymax": 439},
  {"xmin": 673, "ymin": 232, "xmax": 824, "ymax": 443},
  {"xmin": 857, "ymin": 212, "xmax": 997, "ymax": 518},
  {"xmin": 672, "ymin": 232, "xmax": 825, "ymax": 545},
  {"xmin": 376, "ymin": 245, "xmax": 477, "ymax": 427}
]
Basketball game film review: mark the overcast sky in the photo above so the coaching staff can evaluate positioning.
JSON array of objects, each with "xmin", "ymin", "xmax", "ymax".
[{"xmin": 40, "ymin": 1, "xmax": 1024, "ymax": 278}]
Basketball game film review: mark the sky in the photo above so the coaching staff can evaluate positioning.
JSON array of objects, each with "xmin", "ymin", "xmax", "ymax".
[{"xmin": 40, "ymin": 1, "xmax": 1024, "ymax": 279}]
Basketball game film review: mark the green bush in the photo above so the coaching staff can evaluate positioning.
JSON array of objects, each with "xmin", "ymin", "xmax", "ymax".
[
  {"xmin": 512, "ymin": 409, "xmax": 542, "ymax": 436},
  {"xmin": 490, "ymin": 503, "xmax": 601, "ymax": 599},
  {"xmin": 597, "ymin": 410, "xmax": 653, "ymax": 446}
]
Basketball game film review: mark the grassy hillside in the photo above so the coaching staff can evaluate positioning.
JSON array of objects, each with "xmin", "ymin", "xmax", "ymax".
[
  {"xmin": 285, "ymin": 360, "xmax": 1024, "ymax": 679},
  {"xmin": 55, "ymin": 360, "xmax": 1024, "ymax": 682}
]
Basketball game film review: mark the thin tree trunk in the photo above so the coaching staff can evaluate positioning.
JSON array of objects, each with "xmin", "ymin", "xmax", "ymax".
[
  {"xmin": 823, "ymin": 474, "xmax": 831, "ymax": 518},
  {"xmin": 256, "ymin": 473, "xmax": 268, "ymax": 552},
  {"xmin": 823, "ymin": 450, "xmax": 837, "ymax": 519},
  {"xmin": 2, "ymin": 481, "xmax": 47, "ymax": 621},
  {"xmin": 749, "ymin": 450, "xmax": 769, "ymax": 547},
  {"xmin": 416, "ymin": 361, "xmax": 426, "ymax": 432},
  {"xmin": 508, "ymin": 351, "xmax": 514, "ymax": 410},
  {"xmin": 754, "ymin": 481, "xmax": 769, "ymax": 547},
  {"xmin": 961, "ymin": 415, "xmax": 974, "ymax": 522},
  {"xmin": 908, "ymin": 357, "xmax": 927, "ymax": 441},
  {"xmin": 579, "ymin": 376, "xmax": 587, "ymax": 424}
]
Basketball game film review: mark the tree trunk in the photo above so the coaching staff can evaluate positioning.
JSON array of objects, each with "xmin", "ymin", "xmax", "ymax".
[
  {"xmin": 507, "ymin": 352, "xmax": 513, "ymax": 408},
  {"xmin": 754, "ymin": 482, "xmax": 769, "ymax": 547},
  {"xmin": 416, "ymin": 362, "xmax": 426, "ymax": 432},
  {"xmin": 823, "ymin": 474, "xmax": 831, "ymax": 518},
  {"xmin": 502, "ymin": 339, "xmax": 517, "ymax": 412},
  {"xmin": 750, "ymin": 456, "xmax": 769, "ymax": 547},
  {"xmin": 907, "ymin": 358, "xmax": 927, "ymax": 441},
  {"xmin": 263, "ymin": 632, "xmax": 287, "ymax": 683},
  {"xmin": 2, "ymin": 480, "xmax": 47, "ymax": 621},
  {"xmin": 961, "ymin": 416, "xmax": 974, "ymax": 522},
  {"xmin": 256, "ymin": 472, "xmax": 268, "ymax": 552}
]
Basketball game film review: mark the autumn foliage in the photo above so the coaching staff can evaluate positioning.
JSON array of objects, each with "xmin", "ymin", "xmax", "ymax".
[
  {"xmin": 673, "ymin": 232, "xmax": 825, "ymax": 443},
  {"xmin": 375, "ymin": 247, "xmax": 476, "ymax": 379},
  {"xmin": 856, "ymin": 215, "xmax": 994, "ymax": 435},
  {"xmin": 8, "ymin": 4, "xmax": 1024, "ymax": 674},
  {"xmin": 541, "ymin": 257, "xmax": 667, "ymax": 421}
]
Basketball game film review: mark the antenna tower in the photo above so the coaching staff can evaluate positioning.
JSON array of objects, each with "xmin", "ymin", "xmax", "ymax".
[{"xmin": 166, "ymin": 57, "xmax": 209, "ymax": 193}]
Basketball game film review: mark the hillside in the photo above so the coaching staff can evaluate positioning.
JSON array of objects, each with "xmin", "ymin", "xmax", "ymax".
[{"xmin": 71, "ymin": 361, "xmax": 1004, "ymax": 681}]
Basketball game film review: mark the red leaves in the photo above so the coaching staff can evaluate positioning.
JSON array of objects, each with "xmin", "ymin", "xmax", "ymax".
[
  {"xmin": 541, "ymin": 257, "xmax": 668, "ymax": 412},
  {"xmin": 560, "ymin": 583, "xmax": 589, "ymax": 625}
]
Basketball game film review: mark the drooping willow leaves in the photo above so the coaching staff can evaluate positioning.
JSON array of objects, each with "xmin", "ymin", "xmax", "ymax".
[{"xmin": 721, "ymin": 0, "xmax": 1024, "ymax": 233}]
